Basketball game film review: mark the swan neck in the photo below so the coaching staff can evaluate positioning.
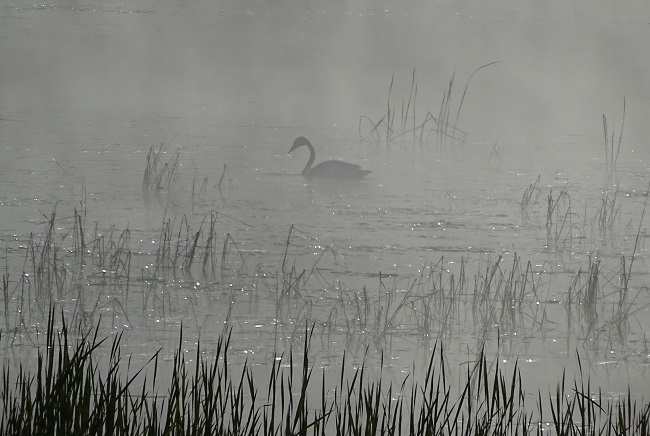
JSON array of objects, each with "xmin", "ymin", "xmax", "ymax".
[{"xmin": 302, "ymin": 141, "xmax": 316, "ymax": 175}]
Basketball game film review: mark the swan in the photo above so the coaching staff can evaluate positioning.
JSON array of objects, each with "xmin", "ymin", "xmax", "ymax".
[{"xmin": 288, "ymin": 136, "xmax": 371, "ymax": 179}]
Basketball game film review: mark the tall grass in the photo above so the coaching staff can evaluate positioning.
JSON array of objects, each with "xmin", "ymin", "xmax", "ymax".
[
  {"xmin": 545, "ymin": 187, "xmax": 576, "ymax": 250},
  {"xmin": 593, "ymin": 189, "xmax": 621, "ymax": 244},
  {"xmin": 150, "ymin": 212, "xmax": 245, "ymax": 281},
  {"xmin": 520, "ymin": 175, "xmax": 541, "ymax": 222},
  {"xmin": 359, "ymin": 62, "xmax": 499, "ymax": 149},
  {"xmin": 603, "ymin": 98, "xmax": 626, "ymax": 189},
  {"xmin": 142, "ymin": 143, "xmax": 181, "ymax": 192},
  {"xmin": 2, "ymin": 309, "xmax": 649, "ymax": 435},
  {"xmin": 1, "ymin": 204, "xmax": 648, "ymax": 432},
  {"xmin": 6, "ymin": 197, "xmax": 646, "ymax": 364}
]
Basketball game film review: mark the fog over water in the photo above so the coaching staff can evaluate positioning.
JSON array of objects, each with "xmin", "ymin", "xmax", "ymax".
[{"xmin": 2, "ymin": 0, "xmax": 650, "ymax": 414}]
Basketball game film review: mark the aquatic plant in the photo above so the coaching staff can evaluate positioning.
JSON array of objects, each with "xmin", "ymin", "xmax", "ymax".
[
  {"xmin": 593, "ymin": 188, "xmax": 621, "ymax": 244},
  {"xmin": 545, "ymin": 186, "xmax": 576, "ymax": 250},
  {"xmin": 359, "ymin": 62, "xmax": 499, "ymax": 149},
  {"xmin": 603, "ymin": 97, "xmax": 626, "ymax": 190},
  {"xmin": 2, "ymin": 192, "xmax": 649, "ymax": 434},
  {"xmin": 142, "ymin": 143, "xmax": 181, "ymax": 192},
  {"xmin": 2, "ymin": 309, "xmax": 650, "ymax": 435},
  {"xmin": 520, "ymin": 175, "xmax": 541, "ymax": 222}
]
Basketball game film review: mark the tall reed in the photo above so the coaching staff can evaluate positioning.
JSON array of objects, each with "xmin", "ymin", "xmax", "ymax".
[
  {"xmin": 2, "ymin": 309, "xmax": 649, "ymax": 435},
  {"xmin": 359, "ymin": 62, "xmax": 498, "ymax": 149}
]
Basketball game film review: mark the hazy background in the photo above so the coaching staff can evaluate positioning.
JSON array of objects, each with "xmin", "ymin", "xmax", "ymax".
[
  {"xmin": 2, "ymin": 0, "xmax": 650, "ymax": 144},
  {"xmin": 1, "ymin": 0, "xmax": 650, "ymax": 401}
]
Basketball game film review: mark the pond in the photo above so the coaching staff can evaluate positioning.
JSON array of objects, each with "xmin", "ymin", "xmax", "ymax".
[{"xmin": 1, "ymin": 0, "xmax": 650, "ymax": 430}]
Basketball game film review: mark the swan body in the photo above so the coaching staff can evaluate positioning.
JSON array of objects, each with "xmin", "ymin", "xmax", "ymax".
[{"xmin": 288, "ymin": 136, "xmax": 371, "ymax": 179}]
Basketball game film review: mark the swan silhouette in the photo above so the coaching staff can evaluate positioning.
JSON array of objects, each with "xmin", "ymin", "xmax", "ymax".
[{"xmin": 288, "ymin": 136, "xmax": 371, "ymax": 179}]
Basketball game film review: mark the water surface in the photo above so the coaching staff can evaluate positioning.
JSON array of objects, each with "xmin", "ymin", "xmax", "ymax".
[{"xmin": 1, "ymin": 0, "xmax": 650, "ymax": 412}]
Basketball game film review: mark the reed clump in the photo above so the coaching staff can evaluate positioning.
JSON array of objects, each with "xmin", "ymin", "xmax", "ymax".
[
  {"xmin": 603, "ymin": 98, "xmax": 625, "ymax": 190},
  {"xmin": 2, "ymin": 309, "xmax": 650, "ymax": 435},
  {"xmin": 142, "ymin": 143, "xmax": 181, "ymax": 192},
  {"xmin": 6, "ymin": 201, "xmax": 646, "ymax": 366},
  {"xmin": 359, "ymin": 62, "xmax": 498, "ymax": 149},
  {"xmin": 149, "ymin": 211, "xmax": 246, "ymax": 281},
  {"xmin": 520, "ymin": 175, "xmax": 541, "ymax": 223}
]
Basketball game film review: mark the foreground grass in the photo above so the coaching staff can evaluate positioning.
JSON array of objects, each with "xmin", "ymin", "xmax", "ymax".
[{"xmin": 1, "ymin": 310, "xmax": 649, "ymax": 435}]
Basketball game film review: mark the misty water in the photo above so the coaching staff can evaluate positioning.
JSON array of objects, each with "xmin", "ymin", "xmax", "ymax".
[{"xmin": 2, "ymin": 0, "xmax": 650, "ymax": 420}]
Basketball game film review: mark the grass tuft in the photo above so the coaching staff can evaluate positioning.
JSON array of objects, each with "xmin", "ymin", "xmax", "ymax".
[
  {"xmin": 2, "ymin": 309, "xmax": 650, "ymax": 435},
  {"xmin": 359, "ymin": 62, "xmax": 499, "ymax": 149}
]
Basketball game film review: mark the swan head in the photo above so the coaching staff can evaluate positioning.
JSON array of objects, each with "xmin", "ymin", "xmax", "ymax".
[{"xmin": 289, "ymin": 136, "xmax": 311, "ymax": 153}]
